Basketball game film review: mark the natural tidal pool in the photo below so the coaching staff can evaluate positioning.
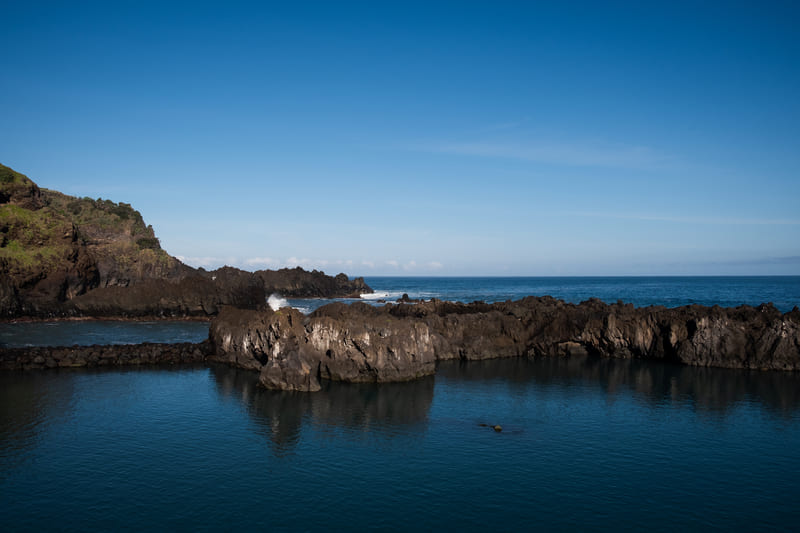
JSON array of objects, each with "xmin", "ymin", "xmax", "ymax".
[{"xmin": 2, "ymin": 357, "xmax": 800, "ymax": 531}]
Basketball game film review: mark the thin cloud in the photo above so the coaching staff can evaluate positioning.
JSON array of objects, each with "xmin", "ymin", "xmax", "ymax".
[
  {"xmin": 416, "ymin": 140, "xmax": 670, "ymax": 170},
  {"xmin": 479, "ymin": 120, "xmax": 529, "ymax": 133},
  {"xmin": 285, "ymin": 257, "xmax": 312, "ymax": 268},
  {"xmin": 176, "ymin": 256, "xmax": 236, "ymax": 268},
  {"xmin": 570, "ymin": 212, "xmax": 800, "ymax": 226},
  {"xmin": 718, "ymin": 256, "xmax": 800, "ymax": 266},
  {"xmin": 244, "ymin": 257, "xmax": 279, "ymax": 266}
]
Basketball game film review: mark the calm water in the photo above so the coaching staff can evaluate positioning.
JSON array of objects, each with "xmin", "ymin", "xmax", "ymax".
[
  {"xmin": 2, "ymin": 276, "xmax": 800, "ymax": 530},
  {"xmin": 0, "ymin": 320, "xmax": 210, "ymax": 348},
  {"xmin": 2, "ymin": 358, "xmax": 800, "ymax": 531}
]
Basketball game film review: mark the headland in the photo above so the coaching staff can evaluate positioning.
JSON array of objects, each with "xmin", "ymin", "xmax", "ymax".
[{"xmin": 2, "ymin": 163, "xmax": 798, "ymax": 389}]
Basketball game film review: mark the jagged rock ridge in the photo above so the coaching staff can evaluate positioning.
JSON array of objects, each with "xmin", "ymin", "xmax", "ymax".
[{"xmin": 209, "ymin": 297, "xmax": 800, "ymax": 391}]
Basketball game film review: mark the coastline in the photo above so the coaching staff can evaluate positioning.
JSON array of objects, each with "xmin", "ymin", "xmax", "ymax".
[{"xmin": 4, "ymin": 296, "xmax": 798, "ymax": 383}]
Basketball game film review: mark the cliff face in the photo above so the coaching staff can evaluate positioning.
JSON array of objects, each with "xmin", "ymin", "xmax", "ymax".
[
  {"xmin": 0, "ymin": 164, "xmax": 371, "ymax": 318},
  {"xmin": 1, "ymin": 164, "xmax": 191, "ymax": 315},
  {"xmin": 209, "ymin": 297, "xmax": 800, "ymax": 391}
]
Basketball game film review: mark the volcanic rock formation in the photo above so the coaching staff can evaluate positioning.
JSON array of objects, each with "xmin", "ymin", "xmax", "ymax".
[{"xmin": 209, "ymin": 297, "xmax": 800, "ymax": 391}]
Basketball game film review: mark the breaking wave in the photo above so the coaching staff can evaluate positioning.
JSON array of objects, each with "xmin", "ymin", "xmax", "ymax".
[
  {"xmin": 268, "ymin": 293, "xmax": 288, "ymax": 311},
  {"xmin": 359, "ymin": 291, "xmax": 405, "ymax": 300}
]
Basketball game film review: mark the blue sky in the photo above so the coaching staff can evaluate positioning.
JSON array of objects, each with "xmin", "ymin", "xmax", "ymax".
[{"xmin": 2, "ymin": 1, "xmax": 798, "ymax": 275}]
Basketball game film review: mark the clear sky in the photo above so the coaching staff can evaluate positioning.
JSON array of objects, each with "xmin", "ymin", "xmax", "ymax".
[{"xmin": 2, "ymin": 1, "xmax": 798, "ymax": 276}]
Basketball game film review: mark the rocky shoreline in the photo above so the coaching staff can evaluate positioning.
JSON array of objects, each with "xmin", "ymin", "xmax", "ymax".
[
  {"xmin": 1, "ymin": 163, "xmax": 371, "ymax": 319},
  {"xmin": 6, "ymin": 296, "xmax": 796, "ymax": 390},
  {"xmin": 2, "ymin": 266, "xmax": 372, "ymax": 320}
]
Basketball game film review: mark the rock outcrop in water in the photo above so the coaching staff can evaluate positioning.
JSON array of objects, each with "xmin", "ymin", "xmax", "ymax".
[
  {"xmin": 209, "ymin": 297, "xmax": 800, "ymax": 391},
  {"xmin": 0, "ymin": 163, "xmax": 371, "ymax": 318},
  {"xmin": 3, "ymin": 296, "xmax": 798, "ymax": 389},
  {"xmin": 209, "ymin": 304, "xmax": 436, "ymax": 391}
]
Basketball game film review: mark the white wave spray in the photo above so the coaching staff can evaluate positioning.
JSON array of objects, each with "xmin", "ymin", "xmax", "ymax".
[
  {"xmin": 268, "ymin": 293, "xmax": 288, "ymax": 311},
  {"xmin": 359, "ymin": 291, "xmax": 405, "ymax": 300}
]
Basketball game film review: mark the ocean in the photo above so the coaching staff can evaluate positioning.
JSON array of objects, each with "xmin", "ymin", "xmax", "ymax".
[
  {"xmin": 2, "ymin": 276, "xmax": 800, "ymax": 530},
  {"xmin": 288, "ymin": 275, "xmax": 800, "ymax": 314},
  {"xmin": 3, "ymin": 276, "xmax": 799, "ymax": 348}
]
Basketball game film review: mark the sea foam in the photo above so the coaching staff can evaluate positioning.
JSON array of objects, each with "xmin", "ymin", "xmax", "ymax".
[
  {"xmin": 359, "ymin": 291, "xmax": 405, "ymax": 300},
  {"xmin": 268, "ymin": 294, "xmax": 289, "ymax": 311}
]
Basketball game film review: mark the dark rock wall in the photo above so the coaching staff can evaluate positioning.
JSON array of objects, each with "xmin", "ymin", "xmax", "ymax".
[
  {"xmin": 256, "ymin": 268, "xmax": 371, "ymax": 298},
  {"xmin": 65, "ymin": 272, "xmax": 268, "ymax": 318}
]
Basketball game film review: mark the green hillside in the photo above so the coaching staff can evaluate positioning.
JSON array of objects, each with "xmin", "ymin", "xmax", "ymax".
[{"xmin": 0, "ymin": 163, "xmax": 185, "ymax": 307}]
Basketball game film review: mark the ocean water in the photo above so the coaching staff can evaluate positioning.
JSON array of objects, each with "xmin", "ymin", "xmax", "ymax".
[
  {"xmin": 2, "ymin": 358, "xmax": 800, "ymax": 531},
  {"xmin": 2, "ymin": 277, "xmax": 800, "ymax": 530},
  {"xmin": 286, "ymin": 275, "xmax": 800, "ymax": 314}
]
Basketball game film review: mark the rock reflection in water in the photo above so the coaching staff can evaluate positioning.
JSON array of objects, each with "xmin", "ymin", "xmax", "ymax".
[
  {"xmin": 435, "ymin": 355, "xmax": 800, "ymax": 417},
  {"xmin": 209, "ymin": 355, "xmax": 800, "ymax": 455},
  {"xmin": 0, "ymin": 370, "xmax": 77, "ymax": 475},
  {"xmin": 208, "ymin": 364, "xmax": 435, "ymax": 455}
]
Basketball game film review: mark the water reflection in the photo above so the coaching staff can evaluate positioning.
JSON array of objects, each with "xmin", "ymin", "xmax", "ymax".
[
  {"xmin": 0, "ymin": 371, "xmax": 77, "ymax": 480},
  {"xmin": 3, "ymin": 357, "xmax": 800, "ymax": 465},
  {"xmin": 207, "ymin": 356, "xmax": 800, "ymax": 455},
  {"xmin": 208, "ymin": 365, "xmax": 435, "ymax": 455},
  {"xmin": 436, "ymin": 356, "xmax": 800, "ymax": 417},
  {"xmin": 0, "ymin": 372, "xmax": 75, "ymax": 435}
]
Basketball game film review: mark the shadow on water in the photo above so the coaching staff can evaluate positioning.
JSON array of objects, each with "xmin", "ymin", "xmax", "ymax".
[
  {"xmin": 208, "ymin": 364, "xmax": 435, "ymax": 455},
  {"xmin": 0, "ymin": 370, "xmax": 78, "ymax": 473},
  {"xmin": 435, "ymin": 356, "xmax": 800, "ymax": 417}
]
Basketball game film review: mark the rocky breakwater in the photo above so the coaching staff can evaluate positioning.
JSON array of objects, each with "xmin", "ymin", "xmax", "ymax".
[
  {"xmin": 209, "ymin": 297, "xmax": 800, "ymax": 391},
  {"xmin": 0, "ymin": 340, "xmax": 212, "ymax": 370}
]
